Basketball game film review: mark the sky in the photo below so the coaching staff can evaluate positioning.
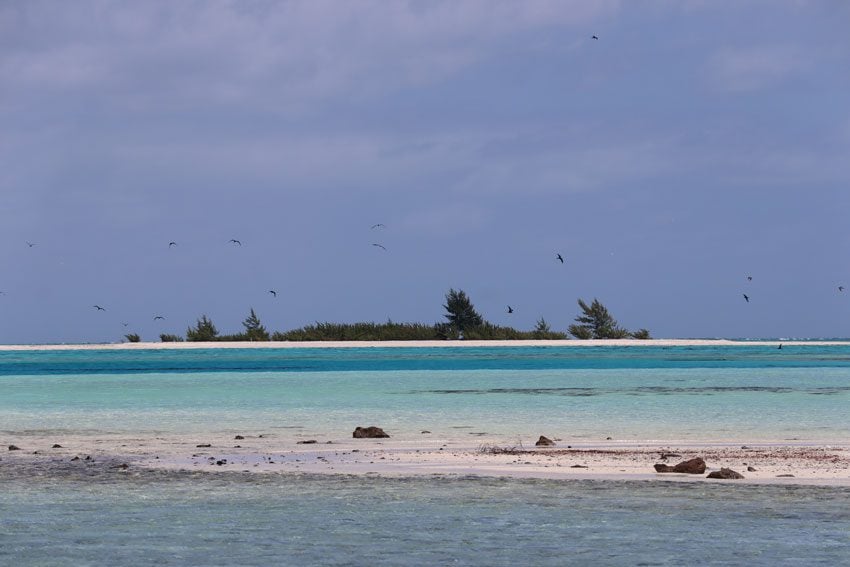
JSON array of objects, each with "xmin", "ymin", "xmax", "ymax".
[{"xmin": 2, "ymin": 0, "xmax": 849, "ymax": 343}]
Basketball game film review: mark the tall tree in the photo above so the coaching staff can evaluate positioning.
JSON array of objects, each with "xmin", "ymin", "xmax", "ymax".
[
  {"xmin": 186, "ymin": 315, "xmax": 219, "ymax": 342},
  {"xmin": 568, "ymin": 298, "xmax": 630, "ymax": 339},
  {"xmin": 443, "ymin": 288, "xmax": 484, "ymax": 335},
  {"xmin": 242, "ymin": 308, "xmax": 270, "ymax": 341}
]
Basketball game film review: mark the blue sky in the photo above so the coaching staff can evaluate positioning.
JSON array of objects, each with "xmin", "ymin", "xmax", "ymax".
[{"xmin": 2, "ymin": 0, "xmax": 849, "ymax": 343}]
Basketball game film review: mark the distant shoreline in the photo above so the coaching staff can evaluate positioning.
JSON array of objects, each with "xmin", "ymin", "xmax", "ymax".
[{"xmin": 1, "ymin": 339, "xmax": 850, "ymax": 351}]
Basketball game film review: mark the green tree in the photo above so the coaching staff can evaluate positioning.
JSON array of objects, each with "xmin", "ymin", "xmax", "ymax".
[
  {"xmin": 124, "ymin": 333, "xmax": 141, "ymax": 343},
  {"xmin": 443, "ymin": 288, "xmax": 484, "ymax": 335},
  {"xmin": 568, "ymin": 298, "xmax": 630, "ymax": 339},
  {"xmin": 533, "ymin": 318, "xmax": 552, "ymax": 339},
  {"xmin": 160, "ymin": 333, "xmax": 184, "ymax": 342},
  {"xmin": 186, "ymin": 315, "xmax": 219, "ymax": 342},
  {"xmin": 630, "ymin": 328, "xmax": 652, "ymax": 340},
  {"xmin": 242, "ymin": 308, "xmax": 270, "ymax": 341}
]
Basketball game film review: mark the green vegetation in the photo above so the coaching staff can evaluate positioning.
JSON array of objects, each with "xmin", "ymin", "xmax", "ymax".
[
  {"xmin": 133, "ymin": 290, "xmax": 646, "ymax": 343},
  {"xmin": 567, "ymin": 298, "xmax": 651, "ymax": 340},
  {"xmin": 159, "ymin": 333, "xmax": 184, "ymax": 342},
  {"xmin": 186, "ymin": 315, "xmax": 218, "ymax": 342},
  {"xmin": 124, "ymin": 333, "xmax": 141, "ymax": 343}
]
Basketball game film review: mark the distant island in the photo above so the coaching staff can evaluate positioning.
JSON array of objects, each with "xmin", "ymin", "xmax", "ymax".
[{"xmin": 127, "ymin": 289, "xmax": 651, "ymax": 343}]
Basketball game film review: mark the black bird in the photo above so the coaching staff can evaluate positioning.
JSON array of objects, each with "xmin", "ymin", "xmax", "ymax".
[
  {"xmin": 26, "ymin": 241, "xmax": 36, "ymax": 247},
  {"xmin": 839, "ymin": 286, "xmax": 845, "ymax": 292},
  {"xmin": 778, "ymin": 343, "xmax": 783, "ymax": 350},
  {"xmin": 556, "ymin": 253, "xmax": 564, "ymax": 264},
  {"xmin": 169, "ymin": 241, "xmax": 177, "ymax": 247},
  {"xmin": 747, "ymin": 276, "xmax": 753, "ymax": 282},
  {"xmin": 122, "ymin": 322, "xmax": 129, "ymax": 327},
  {"xmin": 372, "ymin": 243, "xmax": 387, "ymax": 251},
  {"xmin": 507, "ymin": 306, "xmax": 514, "ymax": 314},
  {"xmin": 229, "ymin": 239, "xmax": 242, "ymax": 246},
  {"xmin": 743, "ymin": 294, "xmax": 750, "ymax": 303},
  {"xmin": 93, "ymin": 305, "xmax": 106, "ymax": 311},
  {"xmin": 153, "ymin": 316, "xmax": 165, "ymax": 321},
  {"xmin": 269, "ymin": 290, "xmax": 277, "ymax": 297},
  {"xmin": 592, "ymin": 35, "xmax": 598, "ymax": 40},
  {"xmin": 371, "ymin": 223, "xmax": 386, "ymax": 229}
]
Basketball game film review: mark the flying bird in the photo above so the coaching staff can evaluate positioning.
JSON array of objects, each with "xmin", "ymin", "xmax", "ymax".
[
  {"xmin": 26, "ymin": 241, "xmax": 36, "ymax": 248},
  {"xmin": 747, "ymin": 276, "xmax": 752, "ymax": 282},
  {"xmin": 556, "ymin": 254, "xmax": 564, "ymax": 264},
  {"xmin": 169, "ymin": 242, "xmax": 177, "ymax": 248},
  {"xmin": 153, "ymin": 316, "xmax": 165, "ymax": 321},
  {"xmin": 507, "ymin": 306, "xmax": 513, "ymax": 314},
  {"xmin": 269, "ymin": 290, "xmax": 277, "ymax": 297},
  {"xmin": 839, "ymin": 286, "xmax": 845, "ymax": 292},
  {"xmin": 229, "ymin": 239, "xmax": 242, "ymax": 246},
  {"xmin": 592, "ymin": 35, "xmax": 599, "ymax": 40},
  {"xmin": 742, "ymin": 294, "xmax": 750, "ymax": 303},
  {"xmin": 122, "ymin": 322, "xmax": 129, "ymax": 327},
  {"xmin": 93, "ymin": 305, "xmax": 106, "ymax": 311},
  {"xmin": 371, "ymin": 223, "xmax": 386, "ymax": 229},
  {"xmin": 372, "ymin": 243, "xmax": 387, "ymax": 251}
]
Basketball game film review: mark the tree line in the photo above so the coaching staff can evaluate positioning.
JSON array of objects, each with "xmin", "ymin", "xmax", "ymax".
[{"xmin": 124, "ymin": 289, "xmax": 650, "ymax": 342}]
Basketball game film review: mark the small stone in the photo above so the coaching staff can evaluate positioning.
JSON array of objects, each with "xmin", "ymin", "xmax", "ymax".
[
  {"xmin": 196, "ymin": 444, "xmax": 211, "ymax": 448},
  {"xmin": 52, "ymin": 444, "xmax": 63, "ymax": 449},
  {"xmin": 706, "ymin": 468, "xmax": 745, "ymax": 479},
  {"xmin": 113, "ymin": 463, "xmax": 129, "ymax": 470},
  {"xmin": 84, "ymin": 456, "xmax": 92, "ymax": 461},
  {"xmin": 570, "ymin": 464, "xmax": 588, "ymax": 468},
  {"xmin": 660, "ymin": 452, "xmax": 681, "ymax": 459},
  {"xmin": 234, "ymin": 445, "xmax": 242, "ymax": 448},
  {"xmin": 216, "ymin": 460, "xmax": 227, "ymax": 466},
  {"xmin": 535, "ymin": 436, "xmax": 556, "ymax": 447},
  {"xmin": 8, "ymin": 445, "xmax": 20, "ymax": 451},
  {"xmin": 421, "ymin": 430, "xmax": 431, "ymax": 434},
  {"xmin": 234, "ymin": 435, "xmax": 245, "ymax": 440},
  {"xmin": 70, "ymin": 456, "xmax": 80, "ymax": 461},
  {"xmin": 297, "ymin": 440, "xmax": 318, "ymax": 444},
  {"xmin": 776, "ymin": 474, "xmax": 795, "ymax": 478},
  {"xmin": 747, "ymin": 466, "xmax": 757, "ymax": 472},
  {"xmin": 606, "ymin": 437, "xmax": 613, "ymax": 440},
  {"xmin": 353, "ymin": 426, "xmax": 389, "ymax": 439}
]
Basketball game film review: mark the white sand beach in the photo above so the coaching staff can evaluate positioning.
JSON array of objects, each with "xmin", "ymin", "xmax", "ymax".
[{"xmin": 4, "ymin": 432, "xmax": 848, "ymax": 486}]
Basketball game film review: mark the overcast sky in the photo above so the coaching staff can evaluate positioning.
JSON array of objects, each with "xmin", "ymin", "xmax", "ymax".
[{"xmin": 2, "ymin": 0, "xmax": 849, "ymax": 343}]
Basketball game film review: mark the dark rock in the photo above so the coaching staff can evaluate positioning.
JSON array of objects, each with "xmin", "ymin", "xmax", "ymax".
[
  {"xmin": 52, "ymin": 444, "xmax": 63, "ymax": 449},
  {"xmin": 570, "ymin": 464, "xmax": 588, "ymax": 468},
  {"xmin": 70, "ymin": 456, "xmax": 80, "ymax": 461},
  {"xmin": 353, "ymin": 426, "xmax": 389, "ymax": 439},
  {"xmin": 196, "ymin": 444, "xmax": 211, "ymax": 448},
  {"xmin": 234, "ymin": 445, "xmax": 242, "ymax": 448},
  {"xmin": 421, "ymin": 430, "xmax": 431, "ymax": 434},
  {"xmin": 606, "ymin": 437, "xmax": 613, "ymax": 440},
  {"xmin": 297, "ymin": 440, "xmax": 317, "ymax": 444},
  {"xmin": 747, "ymin": 466, "xmax": 757, "ymax": 472},
  {"xmin": 234, "ymin": 435, "xmax": 244, "ymax": 440},
  {"xmin": 535, "ymin": 436, "xmax": 556, "ymax": 447},
  {"xmin": 112, "ymin": 463, "xmax": 129, "ymax": 470},
  {"xmin": 654, "ymin": 457, "xmax": 706, "ymax": 474},
  {"xmin": 707, "ymin": 468, "xmax": 745, "ymax": 479},
  {"xmin": 216, "ymin": 460, "xmax": 227, "ymax": 466},
  {"xmin": 777, "ymin": 474, "xmax": 795, "ymax": 478},
  {"xmin": 84, "ymin": 456, "xmax": 92, "ymax": 461},
  {"xmin": 8, "ymin": 445, "xmax": 20, "ymax": 451}
]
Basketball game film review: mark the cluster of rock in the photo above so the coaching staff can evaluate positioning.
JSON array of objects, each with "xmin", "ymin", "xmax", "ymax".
[
  {"xmin": 655, "ymin": 456, "xmax": 745, "ymax": 479},
  {"xmin": 353, "ymin": 426, "xmax": 389, "ymax": 438}
]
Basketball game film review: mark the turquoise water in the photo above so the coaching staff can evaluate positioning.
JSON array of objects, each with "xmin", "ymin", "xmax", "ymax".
[
  {"xmin": 1, "ymin": 345, "xmax": 849, "ymax": 441},
  {"xmin": 2, "ymin": 346, "xmax": 850, "ymax": 565}
]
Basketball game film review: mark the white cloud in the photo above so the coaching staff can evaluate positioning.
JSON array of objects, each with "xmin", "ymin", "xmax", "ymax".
[{"xmin": 708, "ymin": 44, "xmax": 807, "ymax": 92}]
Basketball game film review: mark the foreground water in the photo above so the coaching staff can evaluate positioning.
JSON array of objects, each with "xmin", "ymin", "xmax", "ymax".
[
  {"xmin": 1, "ymin": 345, "xmax": 849, "ymax": 441},
  {"xmin": 1, "ymin": 470, "xmax": 849, "ymax": 566}
]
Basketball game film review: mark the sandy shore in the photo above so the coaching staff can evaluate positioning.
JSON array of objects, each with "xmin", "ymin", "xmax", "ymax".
[
  {"xmin": 1, "ymin": 339, "xmax": 849, "ymax": 351},
  {"xmin": 3, "ymin": 433, "xmax": 848, "ymax": 486}
]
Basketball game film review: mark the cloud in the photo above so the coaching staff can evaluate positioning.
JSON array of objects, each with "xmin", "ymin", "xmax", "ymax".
[
  {"xmin": 708, "ymin": 44, "xmax": 808, "ymax": 92},
  {"xmin": 0, "ymin": 0, "xmax": 619, "ymax": 111}
]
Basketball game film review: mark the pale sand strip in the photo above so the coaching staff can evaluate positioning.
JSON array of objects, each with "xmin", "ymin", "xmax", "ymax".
[
  {"xmin": 4, "ymin": 433, "xmax": 848, "ymax": 486},
  {"xmin": 2, "ymin": 339, "xmax": 849, "ymax": 351}
]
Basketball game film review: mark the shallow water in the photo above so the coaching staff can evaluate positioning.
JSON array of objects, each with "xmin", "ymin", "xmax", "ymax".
[
  {"xmin": 1, "ymin": 346, "xmax": 849, "ymax": 441},
  {"xmin": 1, "ymin": 471, "xmax": 849, "ymax": 566}
]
